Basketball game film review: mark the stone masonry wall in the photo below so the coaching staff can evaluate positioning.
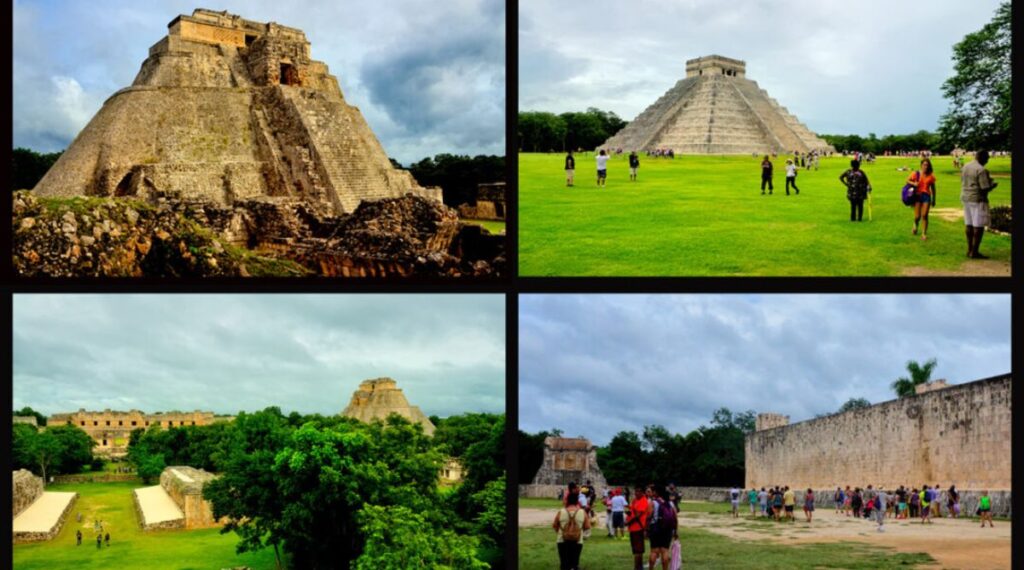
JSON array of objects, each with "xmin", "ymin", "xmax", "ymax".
[
  {"xmin": 12, "ymin": 470, "xmax": 43, "ymax": 517},
  {"xmin": 160, "ymin": 466, "xmax": 218, "ymax": 528},
  {"xmin": 13, "ymin": 493, "xmax": 79, "ymax": 544},
  {"xmin": 745, "ymin": 375, "xmax": 1011, "ymax": 495}
]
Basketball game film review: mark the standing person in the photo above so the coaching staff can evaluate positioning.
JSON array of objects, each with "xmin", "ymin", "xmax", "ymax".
[
  {"xmin": 596, "ymin": 150, "xmax": 610, "ymax": 187},
  {"xmin": 875, "ymin": 488, "xmax": 888, "ymax": 532},
  {"xmin": 96, "ymin": 534, "xmax": 102, "ymax": 550},
  {"xmin": 772, "ymin": 487, "xmax": 783, "ymax": 521},
  {"xmin": 611, "ymin": 489, "xmax": 629, "ymax": 539},
  {"xmin": 553, "ymin": 491, "xmax": 591, "ymax": 570},
  {"xmin": 961, "ymin": 150, "xmax": 998, "ymax": 258},
  {"xmin": 648, "ymin": 487, "xmax": 677, "ymax": 570},
  {"xmin": 76, "ymin": 529, "xmax": 82, "ymax": 546},
  {"xmin": 603, "ymin": 491, "xmax": 615, "ymax": 537},
  {"xmin": 840, "ymin": 159, "xmax": 871, "ymax": 221},
  {"xmin": 761, "ymin": 155, "xmax": 774, "ymax": 194},
  {"xmin": 627, "ymin": 485, "xmax": 651, "ymax": 570},
  {"xmin": 909, "ymin": 487, "xmax": 920, "ymax": 519},
  {"xmin": 803, "ymin": 488, "xmax": 815, "ymax": 523},
  {"xmin": 784, "ymin": 160, "xmax": 800, "ymax": 195},
  {"xmin": 629, "ymin": 151, "xmax": 640, "ymax": 181},
  {"xmin": 813, "ymin": 151, "xmax": 820, "ymax": 171},
  {"xmin": 667, "ymin": 483, "xmax": 681, "ymax": 511},
  {"xmin": 908, "ymin": 158, "xmax": 937, "ymax": 239},
  {"xmin": 948, "ymin": 485, "xmax": 960, "ymax": 519},
  {"xmin": 729, "ymin": 486, "xmax": 740, "ymax": 518},
  {"xmin": 978, "ymin": 490, "xmax": 994, "ymax": 527},
  {"xmin": 748, "ymin": 488, "xmax": 758, "ymax": 516},
  {"xmin": 783, "ymin": 486, "xmax": 795, "ymax": 522},
  {"xmin": 834, "ymin": 487, "xmax": 844, "ymax": 514},
  {"xmin": 105, "ymin": 532, "xmax": 110, "ymax": 547},
  {"xmin": 844, "ymin": 486, "xmax": 853, "ymax": 516},
  {"xmin": 565, "ymin": 151, "xmax": 576, "ymax": 187},
  {"xmin": 758, "ymin": 487, "xmax": 768, "ymax": 517},
  {"xmin": 920, "ymin": 485, "xmax": 932, "ymax": 524},
  {"xmin": 897, "ymin": 486, "xmax": 908, "ymax": 519},
  {"xmin": 851, "ymin": 488, "xmax": 862, "ymax": 519}
]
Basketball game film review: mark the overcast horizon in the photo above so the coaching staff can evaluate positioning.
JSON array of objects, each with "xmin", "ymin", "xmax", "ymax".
[
  {"xmin": 520, "ymin": 294, "xmax": 1011, "ymax": 446},
  {"xmin": 519, "ymin": 0, "xmax": 1005, "ymax": 137},
  {"xmin": 13, "ymin": 295, "xmax": 505, "ymax": 418},
  {"xmin": 13, "ymin": 0, "xmax": 504, "ymax": 164}
]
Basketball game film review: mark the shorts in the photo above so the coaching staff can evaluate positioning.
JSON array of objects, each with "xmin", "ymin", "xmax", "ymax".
[
  {"xmin": 916, "ymin": 193, "xmax": 932, "ymax": 204},
  {"xmin": 649, "ymin": 528, "xmax": 671, "ymax": 550},
  {"xmin": 963, "ymin": 200, "xmax": 990, "ymax": 226},
  {"xmin": 731, "ymin": 501, "xmax": 739, "ymax": 509},
  {"xmin": 804, "ymin": 504, "xmax": 814, "ymax": 512},
  {"xmin": 898, "ymin": 502, "xmax": 907, "ymax": 511},
  {"xmin": 630, "ymin": 167, "xmax": 638, "ymax": 175},
  {"xmin": 630, "ymin": 530, "xmax": 646, "ymax": 554},
  {"xmin": 612, "ymin": 512, "xmax": 625, "ymax": 528},
  {"xmin": 597, "ymin": 169, "xmax": 607, "ymax": 179},
  {"xmin": 785, "ymin": 505, "xmax": 794, "ymax": 512},
  {"xmin": 565, "ymin": 169, "xmax": 574, "ymax": 176}
]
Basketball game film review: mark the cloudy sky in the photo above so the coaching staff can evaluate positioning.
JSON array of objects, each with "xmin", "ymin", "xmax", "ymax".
[
  {"xmin": 13, "ymin": 295, "xmax": 504, "ymax": 418},
  {"xmin": 12, "ymin": 0, "xmax": 504, "ymax": 164},
  {"xmin": 520, "ymin": 0, "xmax": 1005, "ymax": 136},
  {"xmin": 520, "ymin": 294, "xmax": 1010, "ymax": 445}
]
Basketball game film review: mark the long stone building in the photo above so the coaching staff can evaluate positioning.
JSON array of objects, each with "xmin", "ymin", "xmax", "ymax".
[
  {"xmin": 601, "ymin": 55, "xmax": 834, "ymax": 154},
  {"xmin": 745, "ymin": 374, "xmax": 1011, "ymax": 513},
  {"xmin": 33, "ymin": 8, "xmax": 439, "ymax": 215},
  {"xmin": 47, "ymin": 409, "xmax": 225, "ymax": 457}
]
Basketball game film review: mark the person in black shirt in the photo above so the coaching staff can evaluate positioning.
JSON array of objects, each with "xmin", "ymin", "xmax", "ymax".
[
  {"xmin": 628, "ymin": 151, "xmax": 640, "ymax": 181},
  {"xmin": 565, "ymin": 151, "xmax": 575, "ymax": 187},
  {"xmin": 760, "ymin": 155, "xmax": 773, "ymax": 194}
]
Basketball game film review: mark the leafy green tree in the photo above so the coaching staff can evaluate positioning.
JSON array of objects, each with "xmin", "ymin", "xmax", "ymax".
[
  {"xmin": 433, "ymin": 412, "xmax": 502, "ymax": 458},
  {"xmin": 891, "ymin": 358, "xmax": 938, "ymax": 398},
  {"xmin": 470, "ymin": 474, "xmax": 506, "ymax": 543},
  {"xmin": 13, "ymin": 406, "xmax": 47, "ymax": 426},
  {"xmin": 12, "ymin": 148, "xmax": 63, "ymax": 191},
  {"xmin": 27, "ymin": 430, "xmax": 63, "ymax": 485},
  {"xmin": 517, "ymin": 429, "xmax": 550, "ymax": 484},
  {"xmin": 47, "ymin": 424, "xmax": 96, "ymax": 474},
  {"xmin": 353, "ymin": 504, "xmax": 487, "ymax": 570},
  {"xmin": 135, "ymin": 450, "xmax": 167, "ymax": 484},
  {"xmin": 838, "ymin": 398, "xmax": 872, "ymax": 413},
  {"xmin": 597, "ymin": 431, "xmax": 646, "ymax": 485},
  {"xmin": 517, "ymin": 112, "xmax": 567, "ymax": 152},
  {"xmin": 12, "ymin": 422, "xmax": 40, "ymax": 471},
  {"xmin": 939, "ymin": 1, "xmax": 1011, "ymax": 151},
  {"xmin": 406, "ymin": 154, "xmax": 505, "ymax": 207}
]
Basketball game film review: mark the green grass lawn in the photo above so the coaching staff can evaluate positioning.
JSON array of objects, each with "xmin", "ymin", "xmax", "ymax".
[
  {"xmin": 519, "ymin": 525, "xmax": 934, "ymax": 569},
  {"xmin": 13, "ymin": 482, "xmax": 280, "ymax": 570},
  {"xmin": 463, "ymin": 218, "xmax": 507, "ymax": 234},
  {"xmin": 519, "ymin": 153, "xmax": 1012, "ymax": 276}
]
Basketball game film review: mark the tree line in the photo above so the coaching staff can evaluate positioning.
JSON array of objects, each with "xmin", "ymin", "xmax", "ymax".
[
  {"xmin": 126, "ymin": 408, "xmax": 504, "ymax": 569},
  {"xmin": 404, "ymin": 154, "xmax": 505, "ymax": 209},
  {"xmin": 519, "ymin": 408, "xmax": 754, "ymax": 488},
  {"xmin": 518, "ymin": 108, "xmax": 627, "ymax": 153},
  {"xmin": 12, "ymin": 420, "xmax": 97, "ymax": 483}
]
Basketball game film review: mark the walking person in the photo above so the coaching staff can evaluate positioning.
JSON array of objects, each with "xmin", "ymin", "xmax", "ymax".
[
  {"xmin": 104, "ymin": 532, "xmax": 110, "ymax": 547},
  {"xmin": 629, "ymin": 151, "xmax": 640, "ymax": 181},
  {"xmin": 772, "ymin": 487, "xmax": 783, "ymax": 521},
  {"xmin": 784, "ymin": 160, "xmax": 800, "ymax": 195},
  {"xmin": 961, "ymin": 150, "xmax": 999, "ymax": 258},
  {"xmin": 875, "ymin": 488, "xmax": 888, "ymax": 532},
  {"xmin": 834, "ymin": 487, "xmax": 844, "ymax": 514},
  {"xmin": 840, "ymin": 159, "xmax": 871, "ymax": 221},
  {"xmin": 909, "ymin": 487, "xmax": 920, "ymax": 518},
  {"xmin": 758, "ymin": 487, "xmax": 768, "ymax": 517},
  {"xmin": 748, "ymin": 487, "xmax": 758, "ymax": 516},
  {"xmin": 565, "ymin": 151, "xmax": 576, "ymax": 187},
  {"xmin": 611, "ymin": 488, "xmax": 629, "ymax": 539},
  {"xmin": 760, "ymin": 155, "xmax": 774, "ymax": 194},
  {"xmin": 627, "ymin": 484, "xmax": 651, "ymax": 570},
  {"xmin": 596, "ymin": 150, "xmax": 610, "ymax": 187},
  {"xmin": 948, "ymin": 485, "xmax": 960, "ymax": 519},
  {"xmin": 553, "ymin": 490, "xmax": 590, "ymax": 570},
  {"xmin": 648, "ymin": 487, "xmax": 677, "ymax": 570},
  {"xmin": 920, "ymin": 485, "xmax": 932, "ymax": 524},
  {"xmin": 729, "ymin": 486, "xmax": 740, "ymax": 518},
  {"xmin": 96, "ymin": 534, "xmax": 102, "ymax": 550},
  {"xmin": 76, "ymin": 529, "xmax": 82, "ymax": 546},
  {"xmin": 783, "ymin": 486, "xmax": 795, "ymax": 522},
  {"xmin": 978, "ymin": 490, "xmax": 994, "ymax": 527},
  {"xmin": 803, "ymin": 488, "xmax": 815, "ymax": 523},
  {"xmin": 908, "ymin": 158, "xmax": 937, "ymax": 239}
]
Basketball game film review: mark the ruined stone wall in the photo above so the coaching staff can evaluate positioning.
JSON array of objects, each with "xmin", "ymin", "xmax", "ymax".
[
  {"xmin": 160, "ymin": 467, "xmax": 218, "ymax": 529},
  {"xmin": 745, "ymin": 375, "xmax": 1011, "ymax": 493},
  {"xmin": 48, "ymin": 409, "xmax": 217, "ymax": 455},
  {"xmin": 12, "ymin": 470, "xmax": 43, "ymax": 517}
]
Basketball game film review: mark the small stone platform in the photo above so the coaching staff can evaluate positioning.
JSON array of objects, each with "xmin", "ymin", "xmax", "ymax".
[
  {"xmin": 12, "ymin": 491, "xmax": 78, "ymax": 543},
  {"xmin": 133, "ymin": 485, "xmax": 184, "ymax": 531}
]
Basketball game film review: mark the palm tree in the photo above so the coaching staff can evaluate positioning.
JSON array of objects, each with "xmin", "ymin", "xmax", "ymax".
[{"xmin": 891, "ymin": 358, "xmax": 938, "ymax": 398}]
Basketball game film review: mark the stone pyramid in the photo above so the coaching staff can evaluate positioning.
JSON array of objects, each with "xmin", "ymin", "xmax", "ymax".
[
  {"xmin": 601, "ymin": 55, "xmax": 835, "ymax": 155},
  {"xmin": 33, "ymin": 9, "xmax": 440, "ymax": 215},
  {"xmin": 341, "ymin": 378, "xmax": 436, "ymax": 436}
]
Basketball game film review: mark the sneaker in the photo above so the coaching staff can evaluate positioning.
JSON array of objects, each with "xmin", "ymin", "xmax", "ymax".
[{"xmin": 972, "ymin": 252, "xmax": 990, "ymax": 259}]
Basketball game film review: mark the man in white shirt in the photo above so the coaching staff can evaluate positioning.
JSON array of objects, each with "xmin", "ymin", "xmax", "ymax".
[
  {"xmin": 596, "ymin": 150, "xmax": 610, "ymax": 187},
  {"xmin": 611, "ymin": 490, "xmax": 629, "ymax": 538}
]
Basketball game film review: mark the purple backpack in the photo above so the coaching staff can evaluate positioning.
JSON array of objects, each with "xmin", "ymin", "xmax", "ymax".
[{"xmin": 901, "ymin": 172, "xmax": 919, "ymax": 206}]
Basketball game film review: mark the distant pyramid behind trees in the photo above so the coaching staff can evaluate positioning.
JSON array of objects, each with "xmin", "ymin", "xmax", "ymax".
[{"xmin": 601, "ymin": 55, "xmax": 835, "ymax": 155}]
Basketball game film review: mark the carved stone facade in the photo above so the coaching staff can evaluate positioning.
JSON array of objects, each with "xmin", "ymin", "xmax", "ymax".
[
  {"xmin": 531, "ymin": 437, "xmax": 607, "ymax": 488},
  {"xmin": 746, "ymin": 374, "xmax": 1011, "ymax": 494},
  {"xmin": 33, "ymin": 8, "xmax": 438, "ymax": 215},
  {"xmin": 457, "ymin": 182, "xmax": 506, "ymax": 221},
  {"xmin": 341, "ymin": 378, "xmax": 436, "ymax": 436},
  {"xmin": 47, "ymin": 409, "xmax": 223, "ymax": 457},
  {"xmin": 602, "ymin": 55, "xmax": 835, "ymax": 154}
]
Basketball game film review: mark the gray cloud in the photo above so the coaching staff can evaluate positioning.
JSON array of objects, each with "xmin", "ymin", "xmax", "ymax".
[
  {"xmin": 12, "ymin": 0, "xmax": 504, "ymax": 164},
  {"xmin": 519, "ymin": 0, "xmax": 1004, "ymax": 135},
  {"xmin": 13, "ymin": 294, "xmax": 505, "ymax": 418},
  {"xmin": 519, "ymin": 294, "xmax": 1010, "ymax": 445}
]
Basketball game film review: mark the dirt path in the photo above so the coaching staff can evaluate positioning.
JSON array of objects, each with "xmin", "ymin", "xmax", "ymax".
[
  {"xmin": 901, "ymin": 258, "xmax": 1011, "ymax": 276},
  {"xmin": 520, "ymin": 507, "xmax": 1011, "ymax": 569}
]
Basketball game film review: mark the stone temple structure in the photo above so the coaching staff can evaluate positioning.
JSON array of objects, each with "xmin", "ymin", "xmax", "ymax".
[
  {"xmin": 601, "ymin": 55, "xmax": 835, "ymax": 154},
  {"xmin": 341, "ymin": 378, "xmax": 436, "ymax": 436},
  {"xmin": 33, "ymin": 8, "xmax": 439, "ymax": 215},
  {"xmin": 48, "ymin": 409, "xmax": 225, "ymax": 457},
  {"xmin": 133, "ymin": 466, "xmax": 220, "ymax": 530},
  {"xmin": 12, "ymin": 469, "xmax": 78, "ymax": 543},
  {"xmin": 745, "ymin": 373, "xmax": 1011, "ymax": 516},
  {"xmin": 520, "ymin": 436, "xmax": 608, "ymax": 498}
]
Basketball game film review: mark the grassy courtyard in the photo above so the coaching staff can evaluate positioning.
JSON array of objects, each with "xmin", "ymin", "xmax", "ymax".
[
  {"xmin": 12, "ymin": 482, "xmax": 280, "ymax": 570},
  {"xmin": 518, "ymin": 153, "xmax": 1012, "ymax": 276}
]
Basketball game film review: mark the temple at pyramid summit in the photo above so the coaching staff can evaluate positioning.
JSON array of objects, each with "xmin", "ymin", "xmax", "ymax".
[
  {"xmin": 341, "ymin": 378, "xmax": 436, "ymax": 436},
  {"xmin": 33, "ymin": 9, "xmax": 439, "ymax": 215},
  {"xmin": 601, "ymin": 55, "xmax": 835, "ymax": 155}
]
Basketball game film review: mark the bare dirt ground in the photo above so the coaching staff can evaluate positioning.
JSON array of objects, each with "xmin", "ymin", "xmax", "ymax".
[
  {"xmin": 520, "ymin": 507, "xmax": 1011, "ymax": 570},
  {"xmin": 901, "ymin": 259, "xmax": 1011, "ymax": 276}
]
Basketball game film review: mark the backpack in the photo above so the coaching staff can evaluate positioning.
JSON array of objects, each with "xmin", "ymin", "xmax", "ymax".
[
  {"xmin": 650, "ymin": 499, "xmax": 676, "ymax": 533},
  {"xmin": 562, "ymin": 508, "xmax": 582, "ymax": 542},
  {"xmin": 901, "ymin": 171, "xmax": 919, "ymax": 206}
]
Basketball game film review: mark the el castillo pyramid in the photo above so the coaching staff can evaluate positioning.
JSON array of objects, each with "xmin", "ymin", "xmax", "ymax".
[
  {"xmin": 601, "ymin": 55, "xmax": 835, "ymax": 154},
  {"xmin": 341, "ymin": 378, "xmax": 436, "ymax": 436},
  {"xmin": 33, "ymin": 9, "xmax": 439, "ymax": 215}
]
